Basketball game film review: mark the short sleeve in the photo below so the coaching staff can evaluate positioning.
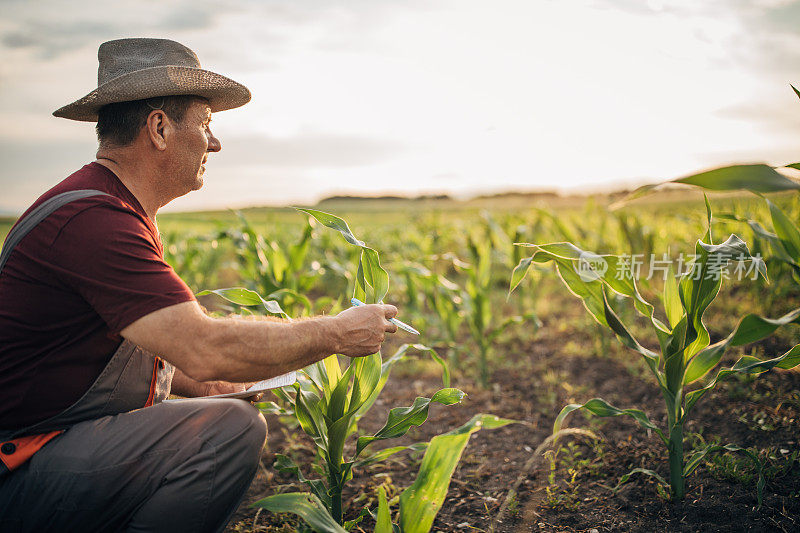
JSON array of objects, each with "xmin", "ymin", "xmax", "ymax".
[{"xmin": 48, "ymin": 201, "xmax": 196, "ymax": 335}]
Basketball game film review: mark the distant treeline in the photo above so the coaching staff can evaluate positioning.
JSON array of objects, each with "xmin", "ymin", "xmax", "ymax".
[{"xmin": 317, "ymin": 194, "xmax": 452, "ymax": 204}]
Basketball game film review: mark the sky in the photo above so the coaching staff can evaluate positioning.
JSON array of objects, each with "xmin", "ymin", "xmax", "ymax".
[{"xmin": 1, "ymin": 0, "xmax": 799, "ymax": 213}]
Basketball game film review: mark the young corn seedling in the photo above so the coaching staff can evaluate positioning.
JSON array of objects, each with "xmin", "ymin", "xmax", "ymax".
[
  {"xmin": 510, "ymin": 198, "xmax": 800, "ymax": 501},
  {"xmin": 221, "ymin": 211, "xmax": 319, "ymax": 316},
  {"xmin": 459, "ymin": 222, "xmax": 530, "ymax": 387},
  {"xmin": 213, "ymin": 208, "xmax": 514, "ymax": 531}
]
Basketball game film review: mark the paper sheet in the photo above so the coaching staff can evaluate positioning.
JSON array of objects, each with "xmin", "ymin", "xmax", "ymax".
[{"xmin": 165, "ymin": 371, "xmax": 297, "ymax": 401}]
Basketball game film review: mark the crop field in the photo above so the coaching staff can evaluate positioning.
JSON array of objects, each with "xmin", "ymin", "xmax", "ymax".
[{"xmin": 2, "ymin": 177, "xmax": 799, "ymax": 532}]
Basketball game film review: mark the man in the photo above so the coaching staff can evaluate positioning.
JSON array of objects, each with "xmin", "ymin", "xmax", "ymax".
[{"xmin": 0, "ymin": 38, "xmax": 397, "ymax": 532}]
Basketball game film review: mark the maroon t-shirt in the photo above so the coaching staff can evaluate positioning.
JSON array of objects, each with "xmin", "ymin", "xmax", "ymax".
[{"xmin": 0, "ymin": 162, "xmax": 196, "ymax": 430}]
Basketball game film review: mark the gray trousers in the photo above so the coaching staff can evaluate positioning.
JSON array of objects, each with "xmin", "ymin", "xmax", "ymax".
[{"xmin": 0, "ymin": 399, "xmax": 267, "ymax": 532}]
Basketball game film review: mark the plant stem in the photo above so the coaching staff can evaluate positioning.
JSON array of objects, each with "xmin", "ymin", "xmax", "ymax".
[
  {"xmin": 328, "ymin": 470, "xmax": 343, "ymax": 524},
  {"xmin": 668, "ymin": 423, "xmax": 685, "ymax": 500},
  {"xmin": 479, "ymin": 342, "xmax": 489, "ymax": 388}
]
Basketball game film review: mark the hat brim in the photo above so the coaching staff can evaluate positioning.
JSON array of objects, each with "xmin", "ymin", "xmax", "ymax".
[{"xmin": 53, "ymin": 65, "xmax": 251, "ymax": 122}]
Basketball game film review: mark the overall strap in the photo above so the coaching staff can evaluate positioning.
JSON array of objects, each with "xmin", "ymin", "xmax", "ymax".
[{"xmin": 0, "ymin": 189, "xmax": 110, "ymax": 275}]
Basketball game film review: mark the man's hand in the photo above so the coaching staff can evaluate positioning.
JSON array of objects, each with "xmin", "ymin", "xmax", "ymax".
[
  {"xmin": 332, "ymin": 304, "xmax": 398, "ymax": 357},
  {"xmin": 171, "ymin": 368, "xmax": 264, "ymax": 401},
  {"xmin": 201, "ymin": 381, "xmax": 264, "ymax": 402}
]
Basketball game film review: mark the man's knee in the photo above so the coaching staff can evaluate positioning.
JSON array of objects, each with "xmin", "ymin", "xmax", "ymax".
[{"xmin": 204, "ymin": 399, "xmax": 267, "ymax": 456}]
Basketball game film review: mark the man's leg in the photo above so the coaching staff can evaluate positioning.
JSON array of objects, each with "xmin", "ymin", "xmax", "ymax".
[{"xmin": 0, "ymin": 399, "xmax": 267, "ymax": 533}]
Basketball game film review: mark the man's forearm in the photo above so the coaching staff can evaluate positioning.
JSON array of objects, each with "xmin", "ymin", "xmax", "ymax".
[
  {"xmin": 122, "ymin": 300, "xmax": 392, "ymax": 385},
  {"xmin": 189, "ymin": 314, "xmax": 342, "ymax": 383}
]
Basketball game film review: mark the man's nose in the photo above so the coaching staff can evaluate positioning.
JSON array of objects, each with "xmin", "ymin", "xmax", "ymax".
[{"xmin": 207, "ymin": 130, "xmax": 221, "ymax": 152}]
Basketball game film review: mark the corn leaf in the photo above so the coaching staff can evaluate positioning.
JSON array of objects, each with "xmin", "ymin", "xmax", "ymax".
[
  {"xmin": 355, "ymin": 344, "xmax": 450, "ymax": 422},
  {"xmin": 613, "ymin": 163, "xmax": 800, "ymax": 207},
  {"xmin": 375, "ymin": 487, "xmax": 393, "ymax": 533},
  {"xmin": 663, "ymin": 265, "xmax": 683, "ymax": 329},
  {"xmin": 322, "ymin": 355, "xmax": 342, "ymax": 394},
  {"xmin": 684, "ymin": 306, "xmax": 800, "ymax": 385},
  {"xmin": 361, "ymin": 247, "xmax": 389, "ymax": 303},
  {"xmin": 273, "ymin": 454, "xmax": 332, "ymax": 508},
  {"xmin": 674, "ymin": 164, "xmax": 800, "ymax": 193},
  {"xmin": 614, "ymin": 467, "xmax": 668, "ymax": 491},
  {"xmin": 294, "ymin": 384, "xmax": 328, "ymax": 450},
  {"xmin": 348, "ymin": 353, "xmax": 383, "ymax": 412},
  {"xmin": 251, "ymin": 492, "xmax": 346, "ymax": 533},
  {"xmin": 355, "ymin": 389, "xmax": 466, "ymax": 458},
  {"xmin": 767, "ymin": 199, "xmax": 800, "ymax": 261},
  {"xmin": 354, "ymin": 442, "xmax": 429, "ymax": 469},
  {"xmin": 554, "ymin": 398, "xmax": 667, "ymax": 445},
  {"xmin": 399, "ymin": 414, "xmax": 515, "ymax": 533},
  {"xmin": 196, "ymin": 287, "xmax": 287, "ymax": 316},
  {"xmin": 685, "ymin": 344, "xmax": 800, "ymax": 414},
  {"xmin": 509, "ymin": 256, "xmax": 533, "ymax": 294},
  {"xmin": 295, "ymin": 208, "xmax": 366, "ymax": 247}
]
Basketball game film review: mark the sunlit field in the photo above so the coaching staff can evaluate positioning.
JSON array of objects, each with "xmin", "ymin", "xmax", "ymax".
[{"xmin": 7, "ymin": 185, "xmax": 797, "ymax": 531}]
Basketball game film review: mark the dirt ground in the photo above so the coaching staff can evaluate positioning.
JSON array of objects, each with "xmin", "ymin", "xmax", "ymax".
[{"xmin": 225, "ymin": 308, "xmax": 800, "ymax": 533}]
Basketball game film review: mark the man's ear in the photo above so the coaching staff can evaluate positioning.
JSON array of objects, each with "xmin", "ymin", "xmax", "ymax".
[{"xmin": 145, "ymin": 110, "xmax": 169, "ymax": 151}]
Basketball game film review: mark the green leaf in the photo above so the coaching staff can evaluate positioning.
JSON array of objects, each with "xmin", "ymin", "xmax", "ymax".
[
  {"xmin": 295, "ymin": 208, "xmax": 365, "ymax": 247},
  {"xmin": 792, "ymin": 84, "xmax": 800, "ymax": 100},
  {"xmin": 355, "ymin": 344, "xmax": 450, "ymax": 422},
  {"xmin": 663, "ymin": 265, "xmax": 683, "ymax": 330},
  {"xmin": 509, "ymin": 255, "xmax": 533, "ymax": 294},
  {"xmin": 684, "ymin": 307, "xmax": 800, "ymax": 384},
  {"xmin": 355, "ymin": 389, "xmax": 466, "ymax": 458},
  {"xmin": 785, "ymin": 162, "xmax": 800, "ymax": 171},
  {"xmin": 608, "ymin": 183, "xmax": 661, "ymax": 210},
  {"xmin": 197, "ymin": 287, "xmax": 287, "ymax": 316},
  {"xmin": 294, "ymin": 384, "xmax": 328, "ymax": 449},
  {"xmin": 322, "ymin": 355, "xmax": 342, "ymax": 396},
  {"xmin": 353, "ymin": 442, "xmax": 429, "ymax": 469},
  {"xmin": 613, "ymin": 163, "xmax": 800, "ymax": 207},
  {"xmin": 767, "ymin": 199, "xmax": 800, "ymax": 262},
  {"xmin": 328, "ymin": 363, "xmax": 355, "ymax": 423},
  {"xmin": 360, "ymin": 247, "xmax": 389, "ymax": 303},
  {"xmin": 375, "ymin": 487, "xmax": 393, "ymax": 533},
  {"xmin": 273, "ymin": 454, "xmax": 332, "ymax": 508},
  {"xmin": 399, "ymin": 414, "xmax": 515, "ymax": 533},
  {"xmin": 614, "ymin": 467, "xmax": 668, "ymax": 492},
  {"xmin": 685, "ymin": 344, "xmax": 800, "ymax": 414},
  {"xmin": 348, "ymin": 353, "xmax": 383, "ymax": 413},
  {"xmin": 674, "ymin": 164, "xmax": 800, "ymax": 193},
  {"xmin": 554, "ymin": 398, "xmax": 666, "ymax": 445},
  {"xmin": 251, "ymin": 492, "xmax": 346, "ymax": 533}
]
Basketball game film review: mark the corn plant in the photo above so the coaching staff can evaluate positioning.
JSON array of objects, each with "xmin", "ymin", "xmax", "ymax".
[
  {"xmin": 221, "ymin": 211, "xmax": 320, "ymax": 316},
  {"xmin": 162, "ymin": 231, "xmax": 227, "ymax": 291},
  {"xmin": 396, "ymin": 260, "xmax": 464, "ymax": 368},
  {"xmin": 510, "ymin": 198, "xmax": 800, "ymax": 501},
  {"xmin": 458, "ymin": 222, "xmax": 530, "ymax": 387},
  {"xmin": 616, "ymin": 86, "xmax": 800, "ymax": 294},
  {"xmin": 217, "ymin": 208, "xmax": 515, "ymax": 531}
]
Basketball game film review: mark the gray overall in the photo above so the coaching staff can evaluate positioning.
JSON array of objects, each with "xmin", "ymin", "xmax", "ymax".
[{"xmin": 0, "ymin": 190, "xmax": 267, "ymax": 532}]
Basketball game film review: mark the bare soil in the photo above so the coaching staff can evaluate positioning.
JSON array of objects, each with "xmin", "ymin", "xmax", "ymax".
[{"xmin": 226, "ymin": 310, "xmax": 800, "ymax": 533}]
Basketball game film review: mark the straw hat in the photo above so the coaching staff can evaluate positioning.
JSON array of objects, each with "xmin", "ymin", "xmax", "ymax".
[{"xmin": 53, "ymin": 38, "xmax": 251, "ymax": 121}]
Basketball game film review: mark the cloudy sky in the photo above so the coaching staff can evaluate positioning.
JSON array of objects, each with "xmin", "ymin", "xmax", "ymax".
[{"xmin": 1, "ymin": 0, "xmax": 799, "ymax": 213}]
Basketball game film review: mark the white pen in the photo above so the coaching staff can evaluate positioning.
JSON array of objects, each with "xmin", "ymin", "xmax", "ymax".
[{"xmin": 350, "ymin": 298, "xmax": 420, "ymax": 335}]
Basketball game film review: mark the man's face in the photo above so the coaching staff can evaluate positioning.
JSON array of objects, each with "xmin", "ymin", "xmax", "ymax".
[{"xmin": 168, "ymin": 99, "xmax": 221, "ymax": 194}]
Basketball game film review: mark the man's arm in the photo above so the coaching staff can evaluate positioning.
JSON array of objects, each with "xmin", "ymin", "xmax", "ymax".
[{"xmin": 120, "ymin": 300, "xmax": 397, "ymax": 383}]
